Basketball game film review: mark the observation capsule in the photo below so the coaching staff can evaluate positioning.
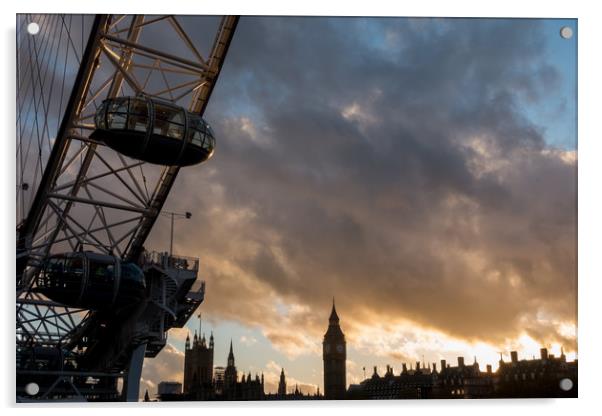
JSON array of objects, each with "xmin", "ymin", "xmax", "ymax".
[
  {"xmin": 36, "ymin": 252, "xmax": 146, "ymax": 310},
  {"xmin": 90, "ymin": 96, "xmax": 216, "ymax": 166}
]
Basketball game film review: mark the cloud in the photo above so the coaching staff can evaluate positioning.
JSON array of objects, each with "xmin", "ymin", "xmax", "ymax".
[
  {"xmin": 240, "ymin": 335, "xmax": 258, "ymax": 346},
  {"xmin": 145, "ymin": 17, "xmax": 576, "ymax": 365},
  {"xmin": 140, "ymin": 344, "xmax": 184, "ymax": 399}
]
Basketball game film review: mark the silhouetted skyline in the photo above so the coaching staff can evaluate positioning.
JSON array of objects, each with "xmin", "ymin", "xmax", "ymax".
[{"xmin": 141, "ymin": 16, "xmax": 577, "ymax": 396}]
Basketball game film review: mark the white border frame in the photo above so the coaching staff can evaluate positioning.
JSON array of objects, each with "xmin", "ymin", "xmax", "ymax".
[{"xmin": 2, "ymin": 1, "xmax": 600, "ymax": 415}]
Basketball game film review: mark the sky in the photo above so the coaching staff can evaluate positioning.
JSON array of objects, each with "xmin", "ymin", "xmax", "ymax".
[{"xmin": 140, "ymin": 16, "xmax": 577, "ymax": 397}]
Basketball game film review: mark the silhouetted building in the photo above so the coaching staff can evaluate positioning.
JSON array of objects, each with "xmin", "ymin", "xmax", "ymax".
[
  {"xmin": 278, "ymin": 368, "xmax": 287, "ymax": 397},
  {"xmin": 213, "ymin": 366, "xmax": 226, "ymax": 395},
  {"xmin": 348, "ymin": 363, "xmax": 434, "ymax": 399},
  {"xmin": 164, "ymin": 307, "xmax": 577, "ymax": 401},
  {"xmin": 494, "ymin": 348, "xmax": 577, "ymax": 398},
  {"xmin": 351, "ymin": 351, "xmax": 577, "ymax": 400},
  {"xmin": 265, "ymin": 381, "xmax": 322, "ymax": 401},
  {"xmin": 157, "ymin": 381, "xmax": 183, "ymax": 401},
  {"xmin": 323, "ymin": 298, "xmax": 346, "ymax": 399},
  {"xmin": 432, "ymin": 356, "xmax": 494, "ymax": 399},
  {"xmin": 223, "ymin": 340, "xmax": 237, "ymax": 397},
  {"xmin": 183, "ymin": 314, "xmax": 214, "ymax": 399},
  {"xmin": 220, "ymin": 341, "xmax": 264, "ymax": 400},
  {"xmin": 263, "ymin": 368, "xmax": 322, "ymax": 400}
]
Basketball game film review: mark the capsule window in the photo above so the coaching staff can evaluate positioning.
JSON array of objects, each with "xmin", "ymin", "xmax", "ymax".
[
  {"xmin": 187, "ymin": 116, "xmax": 204, "ymax": 147},
  {"xmin": 121, "ymin": 262, "xmax": 146, "ymax": 286},
  {"xmin": 88, "ymin": 259, "xmax": 115, "ymax": 293},
  {"xmin": 109, "ymin": 98, "xmax": 129, "ymax": 113},
  {"xmin": 204, "ymin": 125, "xmax": 216, "ymax": 151},
  {"xmin": 154, "ymin": 103, "xmax": 185, "ymax": 140},
  {"xmin": 106, "ymin": 98, "xmax": 129, "ymax": 130},
  {"xmin": 127, "ymin": 99, "xmax": 149, "ymax": 133},
  {"xmin": 65, "ymin": 256, "xmax": 84, "ymax": 278},
  {"xmin": 202, "ymin": 132, "xmax": 215, "ymax": 151},
  {"xmin": 95, "ymin": 101, "xmax": 107, "ymax": 129},
  {"xmin": 107, "ymin": 113, "xmax": 127, "ymax": 129},
  {"xmin": 41, "ymin": 257, "xmax": 64, "ymax": 288},
  {"xmin": 191, "ymin": 130, "xmax": 203, "ymax": 146}
]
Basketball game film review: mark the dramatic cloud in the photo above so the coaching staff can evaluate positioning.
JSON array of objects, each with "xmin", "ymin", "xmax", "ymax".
[{"xmin": 146, "ymin": 17, "xmax": 576, "ymax": 369}]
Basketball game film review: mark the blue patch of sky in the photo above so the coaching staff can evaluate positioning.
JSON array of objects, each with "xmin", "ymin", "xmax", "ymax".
[
  {"xmin": 348, "ymin": 17, "xmax": 577, "ymax": 151},
  {"xmin": 518, "ymin": 19, "xmax": 577, "ymax": 150}
]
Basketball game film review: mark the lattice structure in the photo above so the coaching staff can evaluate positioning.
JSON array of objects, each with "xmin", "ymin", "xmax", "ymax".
[{"xmin": 16, "ymin": 14, "xmax": 239, "ymax": 401}]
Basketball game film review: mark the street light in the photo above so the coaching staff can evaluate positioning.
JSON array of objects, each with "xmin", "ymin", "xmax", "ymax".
[{"xmin": 161, "ymin": 210, "xmax": 192, "ymax": 256}]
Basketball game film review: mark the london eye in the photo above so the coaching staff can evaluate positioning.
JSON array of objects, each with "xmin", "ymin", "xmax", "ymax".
[{"xmin": 16, "ymin": 14, "xmax": 239, "ymax": 402}]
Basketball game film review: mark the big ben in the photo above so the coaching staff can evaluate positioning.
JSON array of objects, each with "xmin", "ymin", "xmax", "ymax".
[{"xmin": 323, "ymin": 299, "xmax": 346, "ymax": 399}]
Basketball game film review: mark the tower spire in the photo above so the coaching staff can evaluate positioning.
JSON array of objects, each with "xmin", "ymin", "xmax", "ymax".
[
  {"xmin": 227, "ymin": 339, "xmax": 236, "ymax": 368},
  {"xmin": 329, "ymin": 297, "xmax": 339, "ymax": 324}
]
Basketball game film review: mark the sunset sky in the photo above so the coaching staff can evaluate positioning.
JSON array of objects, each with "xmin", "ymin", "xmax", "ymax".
[{"xmin": 139, "ymin": 16, "xmax": 577, "ymax": 396}]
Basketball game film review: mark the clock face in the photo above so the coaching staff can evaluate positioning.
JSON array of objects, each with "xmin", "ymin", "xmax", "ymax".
[
  {"xmin": 324, "ymin": 343, "xmax": 330, "ymax": 353},
  {"xmin": 336, "ymin": 344, "xmax": 344, "ymax": 353}
]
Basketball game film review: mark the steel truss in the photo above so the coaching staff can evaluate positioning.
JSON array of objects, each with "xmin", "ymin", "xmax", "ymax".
[{"xmin": 16, "ymin": 14, "xmax": 239, "ymax": 402}]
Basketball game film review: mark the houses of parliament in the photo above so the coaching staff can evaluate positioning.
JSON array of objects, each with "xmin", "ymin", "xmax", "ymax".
[{"xmin": 154, "ymin": 301, "xmax": 577, "ymax": 401}]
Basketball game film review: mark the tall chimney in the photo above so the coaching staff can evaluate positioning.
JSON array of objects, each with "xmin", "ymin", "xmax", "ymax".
[
  {"xmin": 441, "ymin": 359, "xmax": 446, "ymax": 371},
  {"xmin": 432, "ymin": 363, "xmax": 437, "ymax": 373},
  {"xmin": 510, "ymin": 351, "xmax": 518, "ymax": 363},
  {"xmin": 402, "ymin": 363, "xmax": 407, "ymax": 373},
  {"xmin": 416, "ymin": 361, "xmax": 421, "ymax": 370},
  {"xmin": 540, "ymin": 348, "xmax": 548, "ymax": 360},
  {"xmin": 458, "ymin": 357, "xmax": 465, "ymax": 367}
]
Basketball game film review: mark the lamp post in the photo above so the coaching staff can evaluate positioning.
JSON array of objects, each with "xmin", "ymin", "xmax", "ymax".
[{"xmin": 161, "ymin": 210, "xmax": 192, "ymax": 256}]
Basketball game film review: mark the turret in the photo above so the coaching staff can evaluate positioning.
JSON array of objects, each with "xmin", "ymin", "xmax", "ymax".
[
  {"xmin": 323, "ymin": 297, "xmax": 347, "ymax": 400},
  {"xmin": 560, "ymin": 346, "xmax": 566, "ymax": 362},
  {"xmin": 329, "ymin": 297, "xmax": 340, "ymax": 325},
  {"xmin": 278, "ymin": 368, "xmax": 287, "ymax": 396},
  {"xmin": 227, "ymin": 339, "xmax": 235, "ymax": 367}
]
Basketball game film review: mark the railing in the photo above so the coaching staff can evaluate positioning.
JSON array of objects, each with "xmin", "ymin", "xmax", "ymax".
[{"xmin": 143, "ymin": 251, "xmax": 199, "ymax": 272}]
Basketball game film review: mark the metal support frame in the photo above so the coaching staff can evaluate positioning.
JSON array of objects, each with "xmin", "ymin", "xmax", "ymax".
[
  {"xmin": 16, "ymin": 14, "xmax": 239, "ymax": 401},
  {"xmin": 122, "ymin": 343, "xmax": 147, "ymax": 401}
]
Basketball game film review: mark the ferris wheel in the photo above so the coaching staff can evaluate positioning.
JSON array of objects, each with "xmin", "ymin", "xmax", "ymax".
[{"xmin": 16, "ymin": 14, "xmax": 238, "ymax": 401}]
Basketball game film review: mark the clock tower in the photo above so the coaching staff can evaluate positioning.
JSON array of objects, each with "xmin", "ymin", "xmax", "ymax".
[{"xmin": 323, "ymin": 298, "xmax": 346, "ymax": 399}]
